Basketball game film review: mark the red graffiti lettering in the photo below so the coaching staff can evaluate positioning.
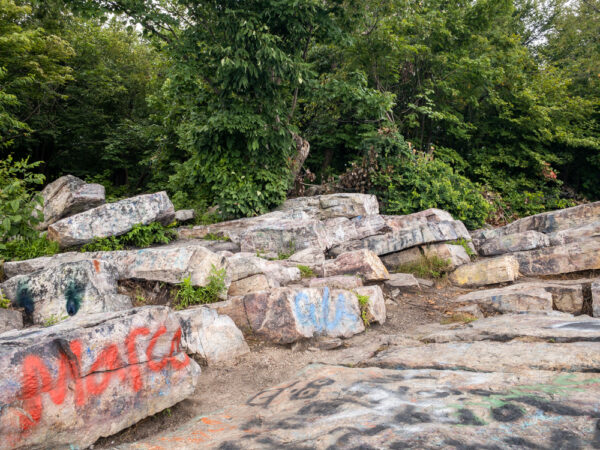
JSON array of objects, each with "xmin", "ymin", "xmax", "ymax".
[{"xmin": 147, "ymin": 325, "xmax": 190, "ymax": 372}]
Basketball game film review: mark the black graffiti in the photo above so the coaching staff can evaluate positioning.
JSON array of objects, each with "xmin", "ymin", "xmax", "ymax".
[
  {"xmin": 289, "ymin": 378, "xmax": 335, "ymax": 400},
  {"xmin": 394, "ymin": 405, "xmax": 431, "ymax": 424},
  {"xmin": 491, "ymin": 403, "xmax": 524, "ymax": 422},
  {"xmin": 246, "ymin": 381, "xmax": 299, "ymax": 408}
]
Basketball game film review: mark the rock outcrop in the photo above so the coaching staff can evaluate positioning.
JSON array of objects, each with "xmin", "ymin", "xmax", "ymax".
[
  {"xmin": 322, "ymin": 249, "xmax": 389, "ymax": 281},
  {"xmin": 0, "ymin": 308, "xmax": 22, "ymax": 334},
  {"xmin": 449, "ymin": 254, "xmax": 520, "ymax": 287}
]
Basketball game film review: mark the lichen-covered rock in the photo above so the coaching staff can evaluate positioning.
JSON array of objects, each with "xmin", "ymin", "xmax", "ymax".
[
  {"xmin": 449, "ymin": 255, "xmax": 520, "ymax": 287},
  {"xmin": 477, "ymin": 230, "xmax": 550, "ymax": 256},
  {"xmin": 514, "ymin": 238, "xmax": 600, "ymax": 276},
  {"xmin": 228, "ymin": 274, "xmax": 272, "ymax": 296},
  {"xmin": 323, "ymin": 215, "xmax": 387, "ymax": 248},
  {"xmin": 175, "ymin": 306, "xmax": 249, "ymax": 364},
  {"xmin": 174, "ymin": 209, "xmax": 195, "ymax": 222},
  {"xmin": 0, "ymin": 260, "xmax": 131, "ymax": 325},
  {"xmin": 0, "ymin": 306, "xmax": 201, "ymax": 450},
  {"xmin": 452, "ymin": 285, "xmax": 553, "ymax": 314},
  {"xmin": 239, "ymin": 218, "xmax": 329, "ymax": 254},
  {"xmin": 226, "ymin": 253, "xmax": 301, "ymax": 286},
  {"xmin": 323, "ymin": 249, "xmax": 389, "ymax": 281},
  {"xmin": 47, "ymin": 191, "xmax": 175, "ymax": 247},
  {"xmin": 548, "ymin": 220, "xmax": 600, "ymax": 246},
  {"xmin": 37, "ymin": 175, "xmax": 105, "ymax": 230},
  {"xmin": 0, "ymin": 309, "xmax": 22, "ymax": 334},
  {"xmin": 308, "ymin": 276, "xmax": 363, "ymax": 290},
  {"xmin": 277, "ymin": 193, "xmax": 379, "ymax": 219}
]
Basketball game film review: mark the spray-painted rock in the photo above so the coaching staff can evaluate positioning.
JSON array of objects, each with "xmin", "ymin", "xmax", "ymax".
[
  {"xmin": 449, "ymin": 255, "xmax": 520, "ymax": 287},
  {"xmin": 323, "ymin": 249, "xmax": 389, "ymax": 281},
  {"xmin": 0, "ymin": 309, "xmax": 22, "ymax": 334},
  {"xmin": 0, "ymin": 260, "xmax": 131, "ymax": 326},
  {"xmin": 175, "ymin": 306, "xmax": 249, "ymax": 365},
  {"xmin": 514, "ymin": 238, "xmax": 600, "ymax": 276},
  {"xmin": 277, "ymin": 193, "xmax": 379, "ymax": 219},
  {"xmin": 477, "ymin": 230, "xmax": 550, "ymax": 256},
  {"xmin": 120, "ymin": 363, "xmax": 600, "ymax": 449},
  {"xmin": 47, "ymin": 191, "xmax": 175, "ymax": 247},
  {"xmin": 593, "ymin": 281, "xmax": 600, "ymax": 318},
  {"xmin": 36, "ymin": 175, "xmax": 105, "ymax": 230},
  {"xmin": 0, "ymin": 306, "xmax": 200, "ymax": 450},
  {"xmin": 452, "ymin": 285, "xmax": 554, "ymax": 314}
]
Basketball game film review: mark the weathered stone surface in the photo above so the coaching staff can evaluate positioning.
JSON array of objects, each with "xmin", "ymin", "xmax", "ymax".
[
  {"xmin": 0, "ymin": 308, "xmax": 22, "ymax": 334},
  {"xmin": 449, "ymin": 255, "xmax": 520, "ymax": 287},
  {"xmin": 122, "ymin": 364, "xmax": 600, "ymax": 449},
  {"xmin": 48, "ymin": 191, "xmax": 175, "ymax": 247},
  {"xmin": 0, "ymin": 260, "xmax": 131, "ymax": 325},
  {"xmin": 380, "ymin": 243, "xmax": 470, "ymax": 271},
  {"xmin": 287, "ymin": 246, "xmax": 325, "ymax": 265},
  {"xmin": 277, "ymin": 193, "xmax": 379, "ymax": 219},
  {"xmin": 380, "ymin": 247, "xmax": 422, "ymax": 270},
  {"xmin": 175, "ymin": 306, "xmax": 249, "ymax": 365},
  {"xmin": 452, "ymin": 285, "xmax": 553, "ymax": 314},
  {"xmin": 548, "ymin": 220, "xmax": 600, "ymax": 246},
  {"xmin": 226, "ymin": 253, "xmax": 301, "ymax": 285},
  {"xmin": 355, "ymin": 285, "xmax": 386, "ymax": 324},
  {"xmin": 323, "ymin": 249, "xmax": 389, "ymax": 281},
  {"xmin": 0, "ymin": 306, "xmax": 201, "ymax": 450},
  {"xmin": 323, "ymin": 215, "xmax": 386, "ymax": 247},
  {"xmin": 418, "ymin": 312, "xmax": 600, "ymax": 343},
  {"xmin": 331, "ymin": 220, "xmax": 470, "ymax": 257},
  {"xmin": 514, "ymin": 238, "xmax": 600, "ymax": 276},
  {"xmin": 239, "ymin": 218, "xmax": 329, "ymax": 254},
  {"xmin": 365, "ymin": 341, "xmax": 600, "ymax": 373},
  {"xmin": 228, "ymin": 274, "xmax": 272, "ymax": 296},
  {"xmin": 384, "ymin": 273, "xmax": 420, "ymax": 291},
  {"xmin": 308, "ymin": 276, "xmax": 363, "ymax": 290},
  {"xmin": 243, "ymin": 287, "xmax": 368, "ymax": 343},
  {"xmin": 477, "ymin": 230, "xmax": 550, "ymax": 256},
  {"xmin": 593, "ymin": 281, "xmax": 600, "ymax": 318},
  {"xmin": 382, "ymin": 208, "xmax": 454, "ymax": 229},
  {"xmin": 37, "ymin": 175, "xmax": 105, "ymax": 230},
  {"xmin": 174, "ymin": 209, "xmax": 195, "ymax": 222}
]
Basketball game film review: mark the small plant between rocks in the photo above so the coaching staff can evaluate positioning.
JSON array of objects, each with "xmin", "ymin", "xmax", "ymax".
[
  {"xmin": 0, "ymin": 290, "xmax": 10, "ymax": 309},
  {"xmin": 203, "ymin": 232, "xmax": 231, "ymax": 241},
  {"xmin": 43, "ymin": 314, "xmax": 67, "ymax": 327},
  {"xmin": 297, "ymin": 265, "xmax": 315, "ymax": 278},
  {"xmin": 396, "ymin": 255, "xmax": 451, "ymax": 279},
  {"xmin": 174, "ymin": 266, "xmax": 227, "ymax": 309},
  {"xmin": 448, "ymin": 238, "xmax": 477, "ymax": 259},
  {"xmin": 356, "ymin": 293, "xmax": 370, "ymax": 328},
  {"xmin": 81, "ymin": 222, "xmax": 177, "ymax": 252}
]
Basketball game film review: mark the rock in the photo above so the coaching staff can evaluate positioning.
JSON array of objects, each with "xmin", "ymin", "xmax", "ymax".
[
  {"xmin": 449, "ymin": 255, "xmax": 520, "ymax": 287},
  {"xmin": 277, "ymin": 193, "xmax": 379, "ymax": 219},
  {"xmin": 47, "ymin": 191, "xmax": 175, "ymax": 247},
  {"xmin": 365, "ymin": 341, "xmax": 600, "ymax": 373},
  {"xmin": 0, "ymin": 308, "xmax": 23, "ymax": 334},
  {"xmin": 308, "ymin": 276, "xmax": 363, "ymax": 290},
  {"xmin": 380, "ymin": 247, "xmax": 422, "ymax": 270},
  {"xmin": 0, "ymin": 260, "xmax": 132, "ymax": 325},
  {"xmin": 243, "ymin": 287, "xmax": 371, "ymax": 343},
  {"xmin": 208, "ymin": 297, "xmax": 250, "ymax": 332},
  {"xmin": 330, "ymin": 220, "xmax": 470, "ymax": 257},
  {"xmin": 382, "ymin": 208, "xmax": 454, "ymax": 229},
  {"xmin": 422, "ymin": 243, "xmax": 471, "ymax": 269},
  {"xmin": 416, "ymin": 277, "xmax": 435, "ymax": 287},
  {"xmin": 239, "ymin": 218, "xmax": 329, "ymax": 254},
  {"xmin": 355, "ymin": 285, "xmax": 386, "ymax": 324},
  {"xmin": 228, "ymin": 274, "xmax": 272, "ymax": 296},
  {"xmin": 323, "ymin": 215, "xmax": 387, "ymax": 247},
  {"xmin": 174, "ymin": 209, "xmax": 195, "ymax": 222},
  {"xmin": 287, "ymin": 247, "xmax": 325, "ymax": 265},
  {"xmin": 514, "ymin": 238, "xmax": 600, "ymax": 276},
  {"xmin": 593, "ymin": 281, "xmax": 600, "ymax": 318},
  {"xmin": 122, "ymin": 364, "xmax": 600, "ymax": 449},
  {"xmin": 455, "ymin": 304, "xmax": 484, "ymax": 319},
  {"xmin": 548, "ymin": 220, "xmax": 600, "ymax": 246},
  {"xmin": 451, "ymin": 285, "xmax": 554, "ymax": 314},
  {"xmin": 323, "ymin": 249, "xmax": 389, "ymax": 281},
  {"xmin": 0, "ymin": 306, "xmax": 201, "ymax": 450},
  {"xmin": 226, "ymin": 253, "xmax": 301, "ymax": 286},
  {"xmin": 175, "ymin": 306, "xmax": 249, "ymax": 365},
  {"xmin": 313, "ymin": 337, "xmax": 343, "ymax": 350},
  {"xmin": 37, "ymin": 175, "xmax": 105, "ymax": 230},
  {"xmin": 384, "ymin": 273, "xmax": 420, "ymax": 291},
  {"xmin": 477, "ymin": 230, "xmax": 550, "ymax": 256}
]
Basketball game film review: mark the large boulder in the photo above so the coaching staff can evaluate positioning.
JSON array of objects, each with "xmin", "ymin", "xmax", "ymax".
[
  {"xmin": 323, "ymin": 249, "xmax": 389, "ymax": 281},
  {"xmin": 477, "ymin": 230, "xmax": 550, "ymax": 256},
  {"xmin": 47, "ymin": 191, "xmax": 175, "ymax": 247},
  {"xmin": 277, "ymin": 193, "xmax": 379, "ymax": 219},
  {"xmin": 0, "ymin": 260, "xmax": 131, "ymax": 326},
  {"xmin": 37, "ymin": 175, "xmax": 105, "ymax": 230},
  {"xmin": 548, "ymin": 220, "xmax": 600, "ymax": 246},
  {"xmin": 0, "ymin": 306, "xmax": 201, "ymax": 450},
  {"xmin": 175, "ymin": 306, "xmax": 249, "ymax": 365},
  {"xmin": 449, "ymin": 255, "xmax": 520, "ymax": 287},
  {"xmin": 0, "ymin": 309, "xmax": 23, "ymax": 334},
  {"xmin": 451, "ymin": 284, "xmax": 554, "ymax": 314},
  {"xmin": 239, "ymin": 218, "xmax": 329, "ymax": 254},
  {"xmin": 380, "ymin": 243, "xmax": 470, "ymax": 271},
  {"xmin": 593, "ymin": 281, "xmax": 600, "ymax": 318},
  {"xmin": 225, "ymin": 253, "xmax": 301, "ymax": 286},
  {"xmin": 514, "ymin": 238, "xmax": 600, "ymax": 276},
  {"xmin": 323, "ymin": 215, "xmax": 387, "ymax": 248}
]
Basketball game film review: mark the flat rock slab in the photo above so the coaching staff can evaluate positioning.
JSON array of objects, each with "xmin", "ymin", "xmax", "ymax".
[
  {"xmin": 239, "ymin": 218, "xmax": 329, "ymax": 254},
  {"xmin": 549, "ymin": 220, "xmax": 600, "ymax": 246},
  {"xmin": 477, "ymin": 230, "xmax": 550, "ymax": 256},
  {"xmin": 322, "ymin": 249, "xmax": 389, "ymax": 281},
  {"xmin": 0, "ymin": 306, "xmax": 201, "ymax": 450},
  {"xmin": 1, "ymin": 260, "xmax": 131, "ymax": 325},
  {"xmin": 384, "ymin": 273, "xmax": 420, "ymax": 290},
  {"xmin": 225, "ymin": 253, "xmax": 300, "ymax": 285},
  {"xmin": 277, "ymin": 193, "xmax": 379, "ymax": 219},
  {"xmin": 122, "ymin": 364, "xmax": 600, "ymax": 449},
  {"xmin": 0, "ymin": 309, "xmax": 23, "ymax": 334},
  {"xmin": 48, "ymin": 191, "xmax": 175, "ymax": 247},
  {"xmin": 381, "ymin": 243, "xmax": 470, "ymax": 271},
  {"xmin": 514, "ymin": 238, "xmax": 600, "ymax": 276},
  {"xmin": 449, "ymin": 254, "xmax": 520, "ymax": 287},
  {"xmin": 364, "ymin": 341, "xmax": 600, "ymax": 372},
  {"xmin": 307, "ymin": 275, "xmax": 363, "ymax": 290},
  {"xmin": 418, "ymin": 312, "xmax": 600, "ymax": 343},
  {"xmin": 383, "ymin": 208, "xmax": 454, "ymax": 229}
]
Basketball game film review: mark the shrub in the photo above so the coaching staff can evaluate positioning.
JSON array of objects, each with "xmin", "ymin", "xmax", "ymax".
[
  {"xmin": 0, "ymin": 236, "xmax": 59, "ymax": 261},
  {"xmin": 396, "ymin": 255, "xmax": 451, "ymax": 279},
  {"xmin": 356, "ymin": 293, "xmax": 370, "ymax": 328},
  {"xmin": 174, "ymin": 266, "xmax": 227, "ymax": 309},
  {"xmin": 81, "ymin": 236, "xmax": 125, "ymax": 252},
  {"xmin": 297, "ymin": 265, "xmax": 316, "ymax": 278},
  {"xmin": 81, "ymin": 222, "xmax": 177, "ymax": 252}
]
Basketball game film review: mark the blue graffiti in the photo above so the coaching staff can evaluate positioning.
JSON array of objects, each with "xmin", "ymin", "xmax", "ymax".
[{"xmin": 293, "ymin": 287, "xmax": 359, "ymax": 333}]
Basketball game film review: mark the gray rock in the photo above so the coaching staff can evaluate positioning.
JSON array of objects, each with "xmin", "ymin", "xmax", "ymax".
[
  {"xmin": 477, "ymin": 230, "xmax": 550, "ymax": 256},
  {"xmin": 225, "ymin": 253, "xmax": 301, "ymax": 285},
  {"xmin": 48, "ymin": 191, "xmax": 175, "ymax": 247},
  {"xmin": 452, "ymin": 285, "xmax": 554, "ymax": 314},
  {"xmin": 37, "ymin": 175, "xmax": 105, "ymax": 230},
  {"xmin": 0, "ymin": 260, "xmax": 132, "ymax": 325},
  {"xmin": 380, "ymin": 243, "xmax": 470, "ymax": 271},
  {"xmin": 174, "ymin": 209, "xmax": 195, "ymax": 222},
  {"xmin": 514, "ymin": 238, "xmax": 600, "ymax": 276},
  {"xmin": 287, "ymin": 246, "xmax": 325, "ymax": 265},
  {"xmin": 593, "ymin": 281, "xmax": 600, "ymax": 318},
  {"xmin": 323, "ymin": 249, "xmax": 389, "ymax": 281},
  {"xmin": 382, "ymin": 208, "xmax": 454, "ymax": 229},
  {"xmin": 228, "ymin": 274, "xmax": 272, "ymax": 296},
  {"xmin": 380, "ymin": 247, "xmax": 422, "ymax": 270},
  {"xmin": 277, "ymin": 193, "xmax": 379, "ymax": 219},
  {"xmin": 323, "ymin": 215, "xmax": 387, "ymax": 247},
  {"xmin": 0, "ymin": 306, "xmax": 201, "ymax": 450},
  {"xmin": 548, "ymin": 220, "xmax": 600, "ymax": 246},
  {"xmin": 308, "ymin": 276, "xmax": 363, "ymax": 290},
  {"xmin": 355, "ymin": 285, "xmax": 386, "ymax": 324},
  {"xmin": 449, "ymin": 255, "xmax": 520, "ymax": 287},
  {"xmin": 384, "ymin": 273, "xmax": 420, "ymax": 291},
  {"xmin": 175, "ymin": 306, "xmax": 249, "ymax": 365},
  {"xmin": 0, "ymin": 308, "xmax": 23, "ymax": 334},
  {"xmin": 239, "ymin": 218, "xmax": 329, "ymax": 254}
]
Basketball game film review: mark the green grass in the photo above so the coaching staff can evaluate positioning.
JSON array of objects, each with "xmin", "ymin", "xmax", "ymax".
[
  {"xmin": 0, "ymin": 236, "xmax": 59, "ymax": 262},
  {"xmin": 440, "ymin": 313, "xmax": 478, "ymax": 325},
  {"xmin": 203, "ymin": 232, "xmax": 231, "ymax": 241},
  {"xmin": 81, "ymin": 222, "xmax": 177, "ymax": 252},
  {"xmin": 174, "ymin": 266, "xmax": 227, "ymax": 309},
  {"xmin": 297, "ymin": 265, "xmax": 316, "ymax": 278},
  {"xmin": 356, "ymin": 293, "xmax": 370, "ymax": 328},
  {"xmin": 396, "ymin": 255, "xmax": 451, "ymax": 279},
  {"xmin": 0, "ymin": 290, "xmax": 10, "ymax": 309},
  {"xmin": 43, "ymin": 314, "xmax": 67, "ymax": 327}
]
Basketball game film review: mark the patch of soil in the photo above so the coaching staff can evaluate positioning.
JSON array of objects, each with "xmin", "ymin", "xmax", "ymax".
[{"xmin": 118, "ymin": 279, "xmax": 176, "ymax": 307}]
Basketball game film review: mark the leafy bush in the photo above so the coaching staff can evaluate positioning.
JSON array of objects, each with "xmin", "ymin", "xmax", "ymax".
[
  {"xmin": 297, "ymin": 265, "xmax": 316, "ymax": 278},
  {"xmin": 0, "ymin": 290, "xmax": 10, "ymax": 309},
  {"xmin": 396, "ymin": 255, "xmax": 451, "ymax": 279},
  {"xmin": 81, "ymin": 236, "xmax": 125, "ymax": 252},
  {"xmin": 174, "ymin": 266, "xmax": 227, "ymax": 309},
  {"xmin": 356, "ymin": 293, "xmax": 370, "ymax": 328},
  {"xmin": 81, "ymin": 222, "xmax": 177, "ymax": 252},
  {"xmin": 0, "ymin": 236, "xmax": 59, "ymax": 262}
]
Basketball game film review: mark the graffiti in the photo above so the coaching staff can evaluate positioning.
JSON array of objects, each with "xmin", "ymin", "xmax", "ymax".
[
  {"xmin": 64, "ymin": 281, "xmax": 84, "ymax": 316},
  {"xmin": 8, "ymin": 324, "xmax": 189, "ymax": 436},
  {"xmin": 16, "ymin": 280, "xmax": 33, "ymax": 315},
  {"xmin": 293, "ymin": 287, "xmax": 359, "ymax": 333}
]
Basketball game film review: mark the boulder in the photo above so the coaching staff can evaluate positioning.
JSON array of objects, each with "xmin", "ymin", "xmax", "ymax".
[
  {"xmin": 47, "ymin": 191, "xmax": 175, "ymax": 247},
  {"xmin": 174, "ymin": 209, "xmax": 195, "ymax": 222},
  {"xmin": 548, "ymin": 220, "xmax": 600, "ymax": 246},
  {"xmin": 0, "ymin": 309, "xmax": 23, "ymax": 334},
  {"xmin": 514, "ymin": 238, "xmax": 600, "ymax": 276},
  {"xmin": 228, "ymin": 274, "xmax": 272, "ymax": 296},
  {"xmin": 451, "ymin": 285, "xmax": 553, "ymax": 314},
  {"xmin": 277, "ymin": 193, "xmax": 379, "ymax": 219},
  {"xmin": 225, "ymin": 253, "xmax": 301, "ymax": 286},
  {"xmin": 380, "ymin": 247, "xmax": 422, "ymax": 270},
  {"xmin": 380, "ymin": 243, "xmax": 470, "ymax": 271},
  {"xmin": 449, "ymin": 255, "xmax": 520, "ymax": 287},
  {"xmin": 384, "ymin": 273, "xmax": 420, "ymax": 291},
  {"xmin": 37, "ymin": 175, "xmax": 105, "ymax": 230},
  {"xmin": 175, "ymin": 306, "xmax": 249, "ymax": 365},
  {"xmin": 0, "ymin": 260, "xmax": 132, "ymax": 326},
  {"xmin": 323, "ymin": 215, "xmax": 387, "ymax": 248},
  {"xmin": 593, "ymin": 281, "xmax": 600, "ymax": 318},
  {"xmin": 382, "ymin": 208, "xmax": 454, "ymax": 229},
  {"xmin": 355, "ymin": 285, "xmax": 386, "ymax": 324},
  {"xmin": 323, "ymin": 249, "xmax": 389, "ymax": 281},
  {"xmin": 477, "ymin": 230, "xmax": 550, "ymax": 256},
  {"xmin": 242, "ymin": 287, "xmax": 383, "ymax": 343},
  {"xmin": 239, "ymin": 218, "xmax": 329, "ymax": 254},
  {"xmin": 308, "ymin": 276, "xmax": 363, "ymax": 290},
  {"xmin": 0, "ymin": 306, "xmax": 201, "ymax": 450}
]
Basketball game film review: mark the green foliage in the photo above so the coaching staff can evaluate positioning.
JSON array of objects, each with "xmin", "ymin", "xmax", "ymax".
[
  {"xmin": 297, "ymin": 265, "xmax": 316, "ymax": 279},
  {"xmin": 396, "ymin": 255, "xmax": 451, "ymax": 279},
  {"xmin": 0, "ymin": 236, "xmax": 59, "ymax": 262},
  {"xmin": 174, "ymin": 266, "xmax": 227, "ymax": 309},
  {"xmin": 448, "ymin": 238, "xmax": 477, "ymax": 259},
  {"xmin": 203, "ymin": 233, "xmax": 230, "ymax": 242},
  {"xmin": 43, "ymin": 314, "xmax": 67, "ymax": 327},
  {"xmin": 81, "ymin": 222, "xmax": 176, "ymax": 252},
  {"xmin": 80, "ymin": 235, "xmax": 125, "ymax": 252},
  {"xmin": 356, "ymin": 293, "xmax": 370, "ymax": 328},
  {"xmin": 0, "ymin": 290, "xmax": 10, "ymax": 309}
]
